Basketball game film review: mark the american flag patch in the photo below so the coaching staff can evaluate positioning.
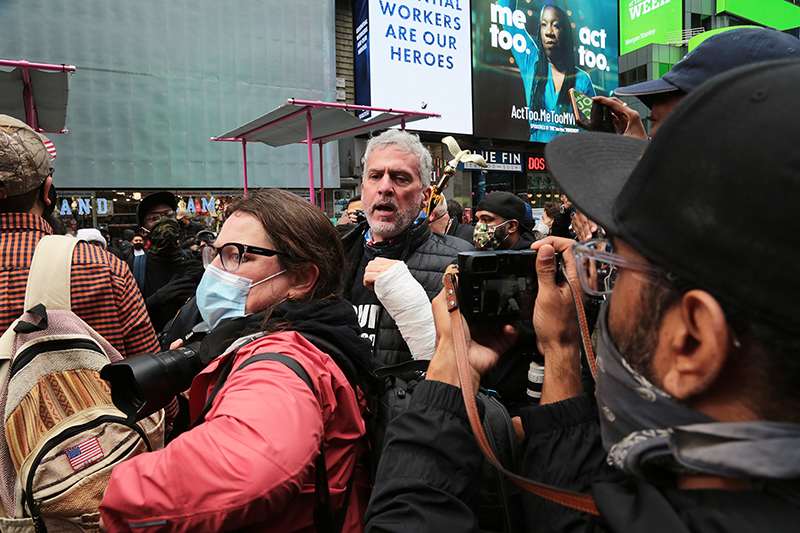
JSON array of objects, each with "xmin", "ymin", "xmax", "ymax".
[
  {"xmin": 43, "ymin": 138, "xmax": 57, "ymax": 160},
  {"xmin": 65, "ymin": 437, "xmax": 104, "ymax": 471}
]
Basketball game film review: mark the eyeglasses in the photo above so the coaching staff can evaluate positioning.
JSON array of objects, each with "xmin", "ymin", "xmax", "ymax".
[
  {"xmin": 143, "ymin": 209, "xmax": 177, "ymax": 225},
  {"xmin": 572, "ymin": 238, "xmax": 673, "ymax": 297},
  {"xmin": 202, "ymin": 242, "xmax": 289, "ymax": 272}
]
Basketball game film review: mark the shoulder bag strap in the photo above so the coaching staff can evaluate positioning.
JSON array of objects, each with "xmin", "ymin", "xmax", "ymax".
[
  {"xmin": 24, "ymin": 234, "xmax": 78, "ymax": 312},
  {"xmin": 442, "ymin": 270, "xmax": 601, "ymax": 517},
  {"xmin": 133, "ymin": 253, "xmax": 147, "ymax": 291}
]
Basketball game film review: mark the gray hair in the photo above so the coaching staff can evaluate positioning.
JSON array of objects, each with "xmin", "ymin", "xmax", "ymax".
[{"xmin": 362, "ymin": 129, "xmax": 432, "ymax": 187}]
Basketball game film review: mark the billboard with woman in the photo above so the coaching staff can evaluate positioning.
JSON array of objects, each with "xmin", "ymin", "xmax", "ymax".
[{"xmin": 472, "ymin": 0, "xmax": 618, "ymax": 142}]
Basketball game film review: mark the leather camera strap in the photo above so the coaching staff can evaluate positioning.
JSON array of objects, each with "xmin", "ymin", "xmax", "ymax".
[{"xmin": 442, "ymin": 272, "xmax": 600, "ymax": 516}]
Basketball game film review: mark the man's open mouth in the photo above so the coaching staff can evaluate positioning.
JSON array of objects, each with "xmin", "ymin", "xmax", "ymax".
[{"xmin": 372, "ymin": 201, "xmax": 397, "ymax": 216}]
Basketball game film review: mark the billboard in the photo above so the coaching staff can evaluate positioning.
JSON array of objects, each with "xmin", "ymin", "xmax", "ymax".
[
  {"xmin": 472, "ymin": 0, "xmax": 619, "ymax": 143},
  {"xmin": 620, "ymin": 0, "xmax": 682, "ymax": 55},
  {"xmin": 354, "ymin": 0, "xmax": 473, "ymax": 134}
]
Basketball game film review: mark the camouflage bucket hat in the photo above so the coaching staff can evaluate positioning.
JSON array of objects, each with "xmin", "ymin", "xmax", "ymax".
[{"xmin": 0, "ymin": 115, "xmax": 52, "ymax": 199}]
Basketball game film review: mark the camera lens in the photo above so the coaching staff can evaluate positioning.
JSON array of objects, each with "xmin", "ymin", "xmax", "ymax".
[{"xmin": 101, "ymin": 341, "xmax": 204, "ymax": 422}]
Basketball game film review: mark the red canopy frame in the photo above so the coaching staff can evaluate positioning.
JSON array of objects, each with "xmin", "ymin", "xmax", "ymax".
[
  {"xmin": 212, "ymin": 99, "xmax": 439, "ymax": 207},
  {"xmin": 0, "ymin": 59, "xmax": 76, "ymax": 133}
]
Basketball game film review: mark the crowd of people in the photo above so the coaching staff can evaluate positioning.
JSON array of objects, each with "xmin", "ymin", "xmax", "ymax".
[{"xmin": 0, "ymin": 25, "xmax": 799, "ymax": 533}]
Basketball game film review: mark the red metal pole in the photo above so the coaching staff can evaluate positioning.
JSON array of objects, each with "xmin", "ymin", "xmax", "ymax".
[
  {"xmin": 306, "ymin": 109, "xmax": 315, "ymax": 205},
  {"xmin": 318, "ymin": 142, "xmax": 325, "ymax": 213},
  {"xmin": 242, "ymin": 140, "xmax": 249, "ymax": 197},
  {"xmin": 20, "ymin": 67, "xmax": 38, "ymax": 131},
  {"xmin": 287, "ymin": 98, "xmax": 440, "ymax": 119}
]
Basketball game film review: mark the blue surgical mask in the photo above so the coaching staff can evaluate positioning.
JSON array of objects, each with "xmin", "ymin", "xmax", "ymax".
[{"xmin": 196, "ymin": 264, "xmax": 285, "ymax": 329}]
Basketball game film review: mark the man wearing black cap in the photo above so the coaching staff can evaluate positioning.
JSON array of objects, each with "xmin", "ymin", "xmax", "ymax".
[
  {"xmin": 133, "ymin": 192, "xmax": 202, "ymax": 333},
  {"xmin": 596, "ymin": 26, "xmax": 799, "ymax": 138},
  {"xmin": 474, "ymin": 191, "xmax": 536, "ymax": 251},
  {"xmin": 366, "ymin": 60, "xmax": 800, "ymax": 531},
  {"xmin": 473, "ymin": 191, "xmax": 542, "ymax": 408}
]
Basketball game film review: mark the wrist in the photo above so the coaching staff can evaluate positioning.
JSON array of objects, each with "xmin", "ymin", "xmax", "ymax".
[{"xmin": 425, "ymin": 340, "xmax": 461, "ymax": 387}]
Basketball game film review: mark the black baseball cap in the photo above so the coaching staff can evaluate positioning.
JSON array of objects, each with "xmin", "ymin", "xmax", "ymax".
[
  {"xmin": 136, "ymin": 191, "xmax": 178, "ymax": 227},
  {"xmin": 616, "ymin": 27, "xmax": 799, "ymax": 108},
  {"xmin": 546, "ymin": 59, "xmax": 800, "ymax": 333},
  {"xmin": 477, "ymin": 191, "xmax": 526, "ymax": 223}
]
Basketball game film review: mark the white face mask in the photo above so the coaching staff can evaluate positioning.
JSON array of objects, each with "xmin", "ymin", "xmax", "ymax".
[
  {"xmin": 535, "ymin": 220, "xmax": 550, "ymax": 236},
  {"xmin": 196, "ymin": 264, "xmax": 285, "ymax": 329}
]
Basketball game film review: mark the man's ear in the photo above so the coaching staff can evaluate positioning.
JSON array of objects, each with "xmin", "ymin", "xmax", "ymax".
[
  {"xmin": 659, "ymin": 290, "xmax": 731, "ymax": 402},
  {"xmin": 420, "ymin": 186, "xmax": 432, "ymax": 209},
  {"xmin": 287, "ymin": 264, "xmax": 320, "ymax": 299},
  {"xmin": 506, "ymin": 219, "xmax": 519, "ymax": 234},
  {"xmin": 42, "ymin": 176, "xmax": 54, "ymax": 206}
]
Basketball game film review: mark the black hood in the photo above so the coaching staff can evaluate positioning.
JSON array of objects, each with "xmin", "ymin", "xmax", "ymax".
[
  {"xmin": 266, "ymin": 298, "xmax": 374, "ymax": 373},
  {"xmin": 197, "ymin": 298, "xmax": 373, "ymax": 373}
]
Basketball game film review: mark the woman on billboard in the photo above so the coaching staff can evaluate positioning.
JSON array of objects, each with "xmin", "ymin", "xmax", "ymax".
[{"xmin": 500, "ymin": 0, "xmax": 595, "ymax": 142}]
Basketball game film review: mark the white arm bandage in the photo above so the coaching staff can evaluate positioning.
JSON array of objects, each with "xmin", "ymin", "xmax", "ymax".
[{"xmin": 374, "ymin": 261, "xmax": 436, "ymax": 360}]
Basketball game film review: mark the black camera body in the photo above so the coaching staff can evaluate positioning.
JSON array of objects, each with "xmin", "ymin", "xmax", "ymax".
[
  {"xmin": 457, "ymin": 250, "xmax": 538, "ymax": 324},
  {"xmin": 354, "ymin": 210, "xmax": 367, "ymax": 224}
]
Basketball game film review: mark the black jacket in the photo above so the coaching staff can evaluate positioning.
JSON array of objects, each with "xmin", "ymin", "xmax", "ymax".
[
  {"xmin": 366, "ymin": 382, "xmax": 800, "ymax": 532},
  {"xmin": 342, "ymin": 220, "xmax": 473, "ymax": 366},
  {"xmin": 446, "ymin": 218, "xmax": 475, "ymax": 243}
]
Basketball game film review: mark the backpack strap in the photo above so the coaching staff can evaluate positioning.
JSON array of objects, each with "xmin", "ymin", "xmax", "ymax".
[
  {"xmin": 24, "ymin": 235, "xmax": 78, "ymax": 312},
  {"xmin": 196, "ymin": 343, "xmax": 350, "ymax": 533},
  {"xmin": 133, "ymin": 254, "xmax": 147, "ymax": 291}
]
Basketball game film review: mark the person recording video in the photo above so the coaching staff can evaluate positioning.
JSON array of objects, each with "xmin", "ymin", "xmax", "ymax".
[{"xmin": 366, "ymin": 60, "xmax": 800, "ymax": 532}]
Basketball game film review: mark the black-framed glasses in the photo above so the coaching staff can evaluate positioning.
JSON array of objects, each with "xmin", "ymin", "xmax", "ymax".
[
  {"xmin": 572, "ymin": 238, "xmax": 674, "ymax": 297},
  {"xmin": 202, "ymin": 242, "xmax": 289, "ymax": 272},
  {"xmin": 143, "ymin": 209, "xmax": 177, "ymax": 225}
]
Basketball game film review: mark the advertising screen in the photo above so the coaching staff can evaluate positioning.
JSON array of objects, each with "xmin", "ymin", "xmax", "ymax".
[
  {"xmin": 354, "ymin": 0, "xmax": 473, "ymax": 134},
  {"xmin": 620, "ymin": 0, "xmax": 682, "ymax": 55},
  {"xmin": 472, "ymin": 0, "xmax": 618, "ymax": 143}
]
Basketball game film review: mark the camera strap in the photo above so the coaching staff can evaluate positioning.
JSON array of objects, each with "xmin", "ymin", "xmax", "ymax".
[{"xmin": 442, "ymin": 271, "xmax": 600, "ymax": 516}]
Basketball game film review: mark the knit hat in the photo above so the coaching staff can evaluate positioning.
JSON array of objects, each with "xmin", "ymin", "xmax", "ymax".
[
  {"xmin": 0, "ymin": 115, "xmax": 53, "ymax": 199},
  {"xmin": 76, "ymin": 228, "xmax": 107, "ymax": 250}
]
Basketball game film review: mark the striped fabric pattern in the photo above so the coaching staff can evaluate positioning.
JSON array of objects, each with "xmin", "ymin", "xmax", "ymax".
[
  {"xmin": 6, "ymin": 369, "xmax": 113, "ymax": 469},
  {"xmin": 0, "ymin": 213, "xmax": 160, "ymax": 357}
]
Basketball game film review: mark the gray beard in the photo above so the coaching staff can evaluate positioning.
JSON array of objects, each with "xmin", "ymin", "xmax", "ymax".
[{"xmin": 368, "ymin": 199, "xmax": 422, "ymax": 240}]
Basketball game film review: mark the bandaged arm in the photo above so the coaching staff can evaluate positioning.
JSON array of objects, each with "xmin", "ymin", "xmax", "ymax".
[{"xmin": 374, "ymin": 261, "xmax": 436, "ymax": 360}]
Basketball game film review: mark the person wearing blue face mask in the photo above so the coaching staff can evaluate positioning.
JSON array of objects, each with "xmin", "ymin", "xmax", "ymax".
[
  {"xmin": 100, "ymin": 189, "xmax": 374, "ymax": 533},
  {"xmin": 366, "ymin": 61, "xmax": 800, "ymax": 532}
]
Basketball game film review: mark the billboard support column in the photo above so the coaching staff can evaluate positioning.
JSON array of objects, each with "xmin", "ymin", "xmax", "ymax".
[
  {"xmin": 319, "ymin": 142, "xmax": 325, "ymax": 213},
  {"xmin": 306, "ymin": 109, "xmax": 315, "ymax": 206},
  {"xmin": 242, "ymin": 140, "xmax": 249, "ymax": 197}
]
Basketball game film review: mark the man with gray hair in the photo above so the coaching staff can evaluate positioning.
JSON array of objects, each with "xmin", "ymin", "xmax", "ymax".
[{"xmin": 342, "ymin": 129, "xmax": 473, "ymax": 365}]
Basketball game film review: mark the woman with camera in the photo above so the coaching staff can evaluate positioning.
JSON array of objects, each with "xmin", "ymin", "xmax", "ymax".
[{"xmin": 100, "ymin": 189, "xmax": 373, "ymax": 533}]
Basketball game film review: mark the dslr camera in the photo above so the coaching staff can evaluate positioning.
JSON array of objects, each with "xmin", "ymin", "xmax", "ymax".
[{"xmin": 457, "ymin": 250, "xmax": 538, "ymax": 324}]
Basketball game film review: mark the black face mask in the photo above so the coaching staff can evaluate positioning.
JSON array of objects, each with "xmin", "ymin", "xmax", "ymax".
[
  {"xmin": 133, "ymin": 242, "xmax": 145, "ymax": 250},
  {"xmin": 147, "ymin": 218, "xmax": 183, "ymax": 262}
]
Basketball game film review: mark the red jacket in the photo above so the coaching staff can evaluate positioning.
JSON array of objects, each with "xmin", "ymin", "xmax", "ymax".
[{"xmin": 101, "ymin": 331, "xmax": 369, "ymax": 533}]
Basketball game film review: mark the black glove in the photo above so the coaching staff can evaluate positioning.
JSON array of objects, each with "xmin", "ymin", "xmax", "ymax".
[
  {"xmin": 147, "ymin": 275, "xmax": 197, "ymax": 308},
  {"xmin": 183, "ymin": 259, "xmax": 205, "ymax": 284}
]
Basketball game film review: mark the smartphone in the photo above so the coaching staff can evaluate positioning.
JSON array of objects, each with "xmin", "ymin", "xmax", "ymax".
[
  {"xmin": 569, "ymin": 88, "xmax": 617, "ymax": 133},
  {"xmin": 569, "ymin": 88, "xmax": 594, "ymax": 130}
]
